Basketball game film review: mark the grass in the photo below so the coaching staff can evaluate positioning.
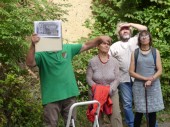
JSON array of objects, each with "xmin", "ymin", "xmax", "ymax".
[
  {"xmin": 58, "ymin": 105, "xmax": 91, "ymax": 127},
  {"xmin": 157, "ymin": 108, "xmax": 170, "ymax": 123}
]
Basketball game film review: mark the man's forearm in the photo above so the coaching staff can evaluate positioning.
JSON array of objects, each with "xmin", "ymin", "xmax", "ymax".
[
  {"xmin": 26, "ymin": 44, "xmax": 36, "ymax": 67},
  {"xmin": 129, "ymin": 23, "xmax": 147, "ymax": 31},
  {"xmin": 80, "ymin": 36, "xmax": 112, "ymax": 52},
  {"xmin": 80, "ymin": 37, "xmax": 101, "ymax": 52}
]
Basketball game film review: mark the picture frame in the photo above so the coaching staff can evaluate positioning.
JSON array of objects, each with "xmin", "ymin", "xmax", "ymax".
[{"xmin": 34, "ymin": 20, "xmax": 63, "ymax": 52}]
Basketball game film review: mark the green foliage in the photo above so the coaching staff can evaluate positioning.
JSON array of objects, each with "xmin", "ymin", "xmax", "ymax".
[
  {"xmin": 58, "ymin": 106, "xmax": 91, "ymax": 127},
  {"xmin": 0, "ymin": 0, "xmax": 69, "ymax": 126},
  {"xmin": 73, "ymin": 38, "xmax": 98, "ymax": 101},
  {"xmin": 70, "ymin": 0, "xmax": 170, "ymax": 124},
  {"xmin": 84, "ymin": 0, "xmax": 170, "ymax": 106},
  {"xmin": 0, "ymin": 0, "xmax": 69, "ymax": 66},
  {"xmin": 0, "ymin": 72, "xmax": 43, "ymax": 127},
  {"xmin": 1, "ymin": 0, "xmax": 170, "ymax": 126}
]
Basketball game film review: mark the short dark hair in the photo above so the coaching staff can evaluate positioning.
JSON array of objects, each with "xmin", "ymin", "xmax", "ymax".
[{"xmin": 138, "ymin": 30, "xmax": 152, "ymax": 48}]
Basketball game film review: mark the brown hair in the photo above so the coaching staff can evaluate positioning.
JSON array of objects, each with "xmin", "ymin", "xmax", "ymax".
[{"xmin": 138, "ymin": 30, "xmax": 153, "ymax": 48}]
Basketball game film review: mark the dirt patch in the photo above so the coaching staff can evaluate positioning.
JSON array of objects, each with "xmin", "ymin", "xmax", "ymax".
[{"xmin": 159, "ymin": 122, "xmax": 170, "ymax": 127}]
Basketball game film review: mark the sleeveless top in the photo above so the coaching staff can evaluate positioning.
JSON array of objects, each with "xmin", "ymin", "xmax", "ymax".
[{"xmin": 133, "ymin": 50, "xmax": 164, "ymax": 113}]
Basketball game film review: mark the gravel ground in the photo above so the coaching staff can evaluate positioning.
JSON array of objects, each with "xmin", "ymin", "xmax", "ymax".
[
  {"xmin": 104, "ymin": 122, "xmax": 170, "ymax": 127},
  {"xmin": 141, "ymin": 122, "xmax": 170, "ymax": 127},
  {"xmin": 103, "ymin": 120, "xmax": 170, "ymax": 127},
  {"xmin": 159, "ymin": 122, "xmax": 170, "ymax": 127}
]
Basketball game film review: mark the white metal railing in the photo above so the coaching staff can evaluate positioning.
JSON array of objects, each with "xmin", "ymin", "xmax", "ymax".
[{"xmin": 66, "ymin": 100, "xmax": 100, "ymax": 127}]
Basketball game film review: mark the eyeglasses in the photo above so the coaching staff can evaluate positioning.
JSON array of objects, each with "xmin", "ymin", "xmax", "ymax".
[{"xmin": 140, "ymin": 35, "xmax": 149, "ymax": 39}]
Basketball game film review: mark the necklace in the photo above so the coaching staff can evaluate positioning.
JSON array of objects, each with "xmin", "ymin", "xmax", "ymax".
[
  {"xmin": 98, "ymin": 54, "xmax": 109, "ymax": 64},
  {"xmin": 140, "ymin": 47, "xmax": 151, "ymax": 51}
]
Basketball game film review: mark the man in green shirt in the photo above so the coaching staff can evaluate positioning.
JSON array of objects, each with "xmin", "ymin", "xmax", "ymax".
[{"xmin": 26, "ymin": 34, "xmax": 111, "ymax": 127}]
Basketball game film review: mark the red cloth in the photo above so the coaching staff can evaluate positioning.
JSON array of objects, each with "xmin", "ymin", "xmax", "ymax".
[{"xmin": 86, "ymin": 84, "xmax": 113, "ymax": 122}]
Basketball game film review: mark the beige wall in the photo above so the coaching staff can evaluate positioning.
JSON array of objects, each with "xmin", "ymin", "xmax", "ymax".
[{"xmin": 53, "ymin": 0, "xmax": 92, "ymax": 43}]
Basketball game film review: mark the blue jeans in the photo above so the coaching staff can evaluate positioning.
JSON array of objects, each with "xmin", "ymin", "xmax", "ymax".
[{"xmin": 119, "ymin": 82, "xmax": 134, "ymax": 127}]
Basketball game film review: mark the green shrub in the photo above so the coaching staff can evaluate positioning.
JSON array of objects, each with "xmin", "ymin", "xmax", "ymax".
[
  {"xmin": 0, "ymin": 72, "xmax": 43, "ymax": 127},
  {"xmin": 0, "ymin": 0, "xmax": 69, "ymax": 126},
  {"xmin": 83, "ymin": 0, "xmax": 170, "ymax": 106}
]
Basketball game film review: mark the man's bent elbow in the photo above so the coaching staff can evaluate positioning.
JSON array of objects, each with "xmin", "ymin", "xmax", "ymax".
[
  {"xmin": 157, "ymin": 69, "xmax": 162, "ymax": 77},
  {"xmin": 129, "ymin": 71, "xmax": 133, "ymax": 77},
  {"xmin": 26, "ymin": 60, "xmax": 36, "ymax": 67}
]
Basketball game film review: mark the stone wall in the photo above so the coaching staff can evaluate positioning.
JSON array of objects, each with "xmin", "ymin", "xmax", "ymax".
[{"xmin": 54, "ymin": 0, "xmax": 92, "ymax": 43}]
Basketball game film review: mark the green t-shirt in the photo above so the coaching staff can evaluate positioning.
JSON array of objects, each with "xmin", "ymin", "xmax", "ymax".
[{"xmin": 35, "ymin": 44, "xmax": 82, "ymax": 105}]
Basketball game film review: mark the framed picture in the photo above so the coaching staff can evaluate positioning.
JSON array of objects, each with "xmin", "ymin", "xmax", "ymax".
[
  {"xmin": 34, "ymin": 20, "xmax": 61, "ymax": 38},
  {"xmin": 34, "ymin": 20, "xmax": 63, "ymax": 52}
]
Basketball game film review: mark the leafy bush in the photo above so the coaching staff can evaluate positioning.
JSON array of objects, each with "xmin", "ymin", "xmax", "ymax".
[
  {"xmin": 83, "ymin": 0, "xmax": 170, "ymax": 105},
  {"xmin": 0, "ymin": 0, "xmax": 69, "ymax": 126},
  {"xmin": 72, "ymin": 38, "xmax": 98, "ymax": 101},
  {"xmin": 0, "ymin": 0, "xmax": 69, "ymax": 66},
  {"xmin": 0, "ymin": 72, "xmax": 43, "ymax": 127}
]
